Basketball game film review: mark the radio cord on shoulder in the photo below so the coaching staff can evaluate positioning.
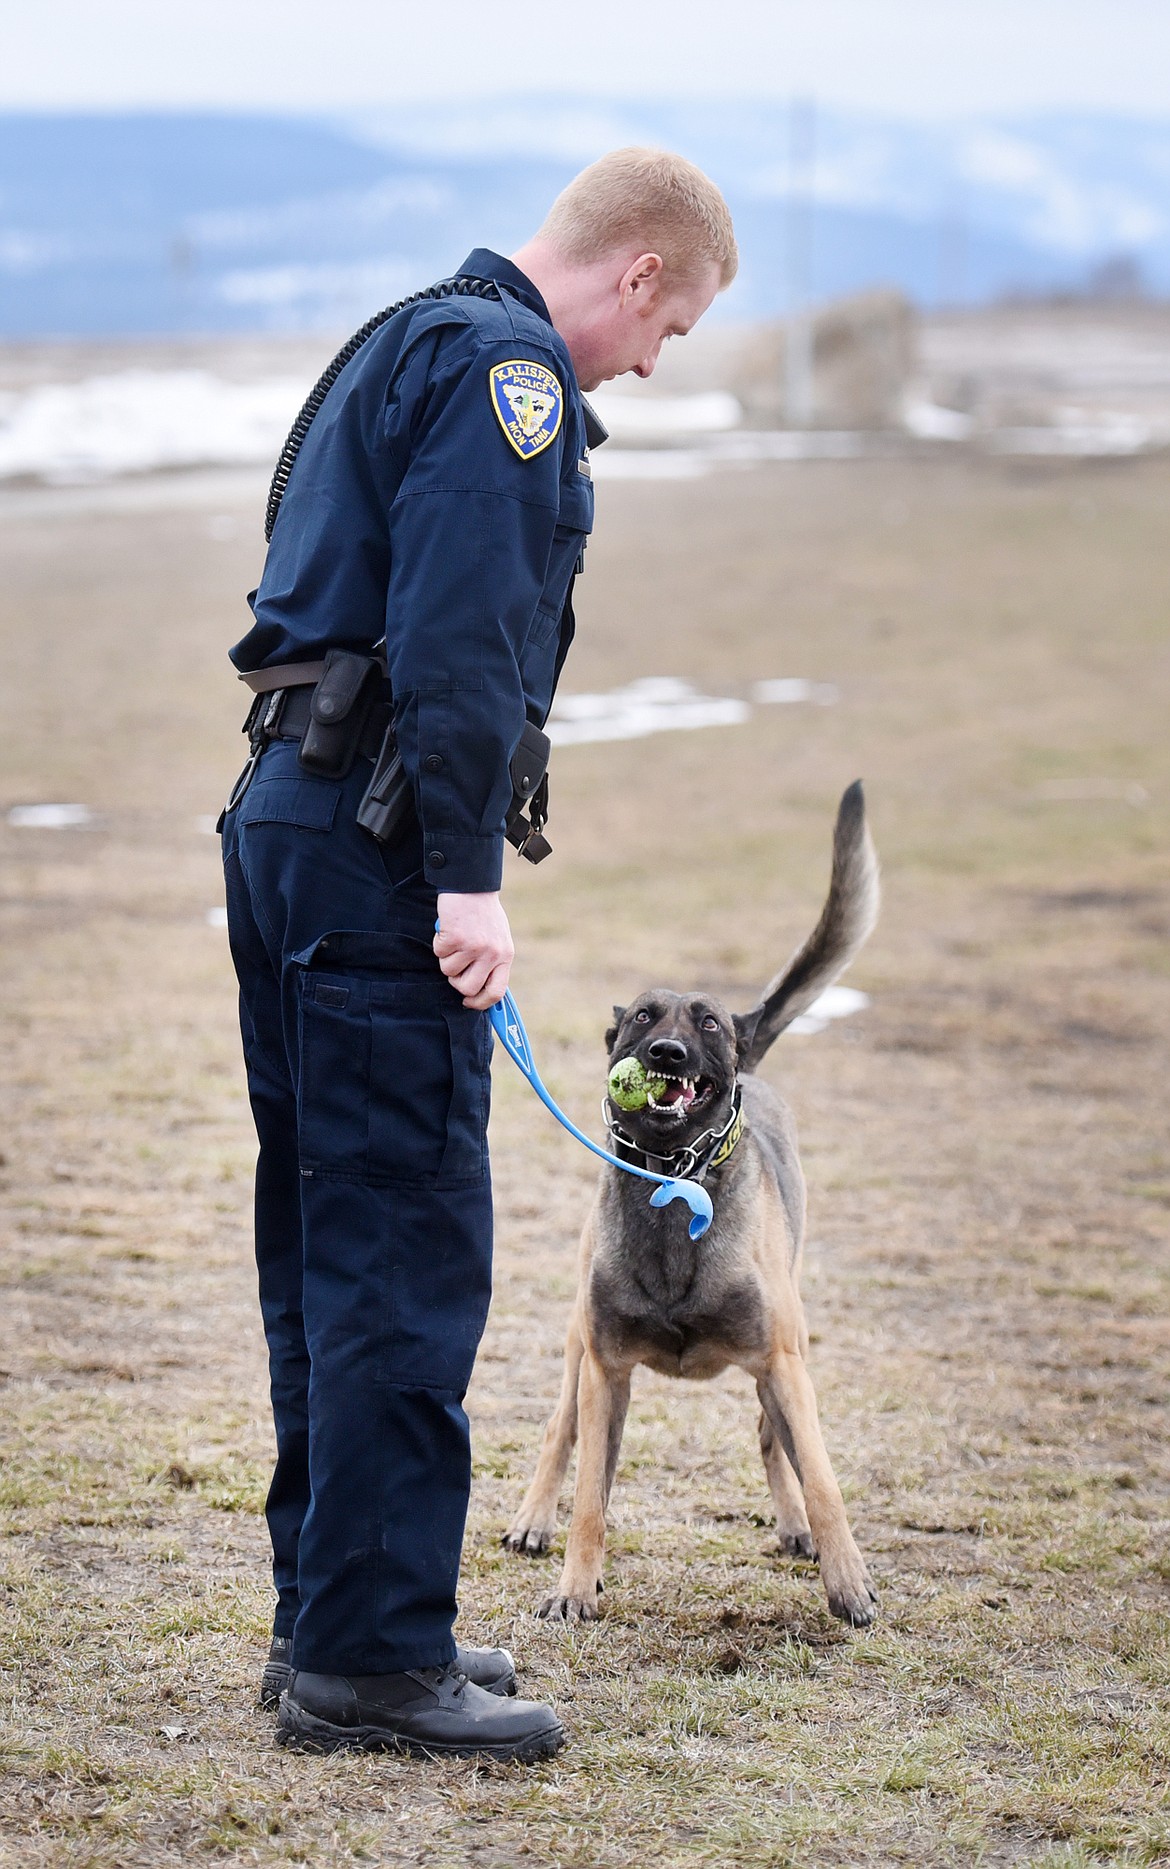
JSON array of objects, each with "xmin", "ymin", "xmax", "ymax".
[{"xmin": 264, "ymin": 276, "xmax": 502, "ymax": 542}]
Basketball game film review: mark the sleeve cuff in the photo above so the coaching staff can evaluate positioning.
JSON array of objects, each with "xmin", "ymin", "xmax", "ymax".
[{"xmin": 423, "ymin": 832, "xmax": 505, "ymax": 894}]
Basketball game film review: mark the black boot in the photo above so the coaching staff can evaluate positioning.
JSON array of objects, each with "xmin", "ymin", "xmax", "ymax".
[
  {"xmin": 260, "ymin": 1636, "xmax": 517, "ymax": 1709},
  {"xmin": 277, "ymin": 1665, "xmax": 564, "ymax": 1762}
]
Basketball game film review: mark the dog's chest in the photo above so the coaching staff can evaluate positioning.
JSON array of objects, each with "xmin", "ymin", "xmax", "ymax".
[{"xmin": 591, "ymin": 1257, "xmax": 769, "ymax": 1377}]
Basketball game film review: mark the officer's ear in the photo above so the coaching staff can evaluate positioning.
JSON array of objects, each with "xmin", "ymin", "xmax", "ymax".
[
  {"xmin": 604, "ymin": 1006, "xmax": 627, "ymax": 1053},
  {"xmin": 619, "ymin": 252, "xmax": 663, "ymax": 307}
]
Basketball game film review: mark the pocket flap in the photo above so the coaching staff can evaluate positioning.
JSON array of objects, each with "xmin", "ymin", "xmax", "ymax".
[
  {"xmin": 292, "ymin": 928, "xmax": 436, "ymax": 972},
  {"xmin": 240, "ymin": 778, "xmax": 340, "ymax": 832},
  {"xmin": 310, "ymin": 648, "xmax": 379, "ymax": 724}
]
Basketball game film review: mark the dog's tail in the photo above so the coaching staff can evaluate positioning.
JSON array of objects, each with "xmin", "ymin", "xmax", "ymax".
[{"xmin": 734, "ymin": 780, "xmax": 879, "ymax": 1073}]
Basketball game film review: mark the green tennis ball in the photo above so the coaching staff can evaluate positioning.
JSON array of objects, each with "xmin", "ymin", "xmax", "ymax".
[{"xmin": 608, "ymin": 1057, "xmax": 668, "ymax": 1111}]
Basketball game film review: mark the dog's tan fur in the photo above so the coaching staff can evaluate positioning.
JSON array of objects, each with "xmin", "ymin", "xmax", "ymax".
[{"xmin": 504, "ymin": 783, "xmax": 880, "ymax": 1627}]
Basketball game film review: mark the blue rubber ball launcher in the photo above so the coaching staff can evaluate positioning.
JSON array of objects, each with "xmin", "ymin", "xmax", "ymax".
[{"xmin": 488, "ymin": 990, "xmax": 713, "ymax": 1239}]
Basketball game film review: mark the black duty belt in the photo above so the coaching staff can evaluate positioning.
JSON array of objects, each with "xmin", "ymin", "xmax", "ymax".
[
  {"xmin": 223, "ymin": 648, "xmax": 552, "ymax": 863},
  {"xmin": 257, "ymin": 684, "xmax": 390, "ymax": 762},
  {"xmin": 222, "ymin": 649, "xmax": 390, "ymax": 822}
]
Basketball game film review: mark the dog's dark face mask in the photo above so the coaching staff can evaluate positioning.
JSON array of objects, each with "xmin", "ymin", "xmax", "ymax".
[{"xmin": 605, "ymin": 990, "xmax": 740, "ymax": 1153}]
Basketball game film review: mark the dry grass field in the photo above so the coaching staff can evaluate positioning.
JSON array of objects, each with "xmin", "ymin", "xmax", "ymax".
[{"xmin": 1, "ymin": 445, "xmax": 1168, "ymax": 1866}]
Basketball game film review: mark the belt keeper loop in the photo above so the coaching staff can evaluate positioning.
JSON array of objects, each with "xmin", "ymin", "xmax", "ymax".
[{"xmin": 261, "ymin": 690, "xmax": 286, "ymax": 740}]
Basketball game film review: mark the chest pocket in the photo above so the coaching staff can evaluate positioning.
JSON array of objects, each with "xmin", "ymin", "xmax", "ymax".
[{"xmin": 531, "ymin": 472, "xmax": 594, "ymax": 644}]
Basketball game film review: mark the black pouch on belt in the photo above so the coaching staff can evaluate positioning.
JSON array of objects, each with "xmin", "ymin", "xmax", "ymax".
[
  {"xmin": 505, "ymin": 720, "xmax": 553, "ymax": 864},
  {"xmin": 298, "ymin": 649, "xmax": 382, "ymax": 780}
]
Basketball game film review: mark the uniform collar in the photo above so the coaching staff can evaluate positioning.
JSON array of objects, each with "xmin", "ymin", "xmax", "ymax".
[
  {"xmin": 459, "ymin": 247, "xmax": 607, "ymax": 447},
  {"xmin": 458, "ymin": 249, "xmax": 552, "ymax": 325}
]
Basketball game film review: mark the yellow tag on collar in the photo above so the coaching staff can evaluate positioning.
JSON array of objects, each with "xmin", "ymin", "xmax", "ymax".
[
  {"xmin": 708, "ymin": 1102, "xmax": 744, "ymax": 1171},
  {"xmin": 489, "ymin": 359, "xmax": 563, "ymax": 460}
]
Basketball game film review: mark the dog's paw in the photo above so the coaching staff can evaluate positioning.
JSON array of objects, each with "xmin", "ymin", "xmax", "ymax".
[
  {"xmin": 536, "ymin": 1588, "xmax": 603, "ymax": 1624},
  {"xmin": 777, "ymin": 1528, "xmax": 816, "ymax": 1561},
  {"xmin": 825, "ymin": 1566, "xmax": 879, "ymax": 1628},
  {"xmin": 502, "ymin": 1520, "xmax": 555, "ymax": 1556}
]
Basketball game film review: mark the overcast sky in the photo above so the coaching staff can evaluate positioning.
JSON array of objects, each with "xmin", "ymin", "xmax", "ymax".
[{"xmin": 3, "ymin": 0, "xmax": 1169, "ymax": 119}]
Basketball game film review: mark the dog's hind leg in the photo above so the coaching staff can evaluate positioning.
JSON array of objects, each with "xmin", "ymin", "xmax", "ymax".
[
  {"xmin": 758, "ymin": 1408, "xmax": 815, "ymax": 1559},
  {"xmin": 538, "ymin": 1351, "xmax": 631, "ymax": 1623},
  {"xmin": 503, "ymin": 1314, "xmax": 585, "ymax": 1556},
  {"xmin": 757, "ymin": 1357, "xmax": 878, "ymax": 1627}
]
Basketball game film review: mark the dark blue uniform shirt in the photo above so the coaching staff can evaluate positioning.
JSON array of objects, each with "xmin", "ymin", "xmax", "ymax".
[{"xmin": 231, "ymin": 249, "xmax": 595, "ymax": 895}]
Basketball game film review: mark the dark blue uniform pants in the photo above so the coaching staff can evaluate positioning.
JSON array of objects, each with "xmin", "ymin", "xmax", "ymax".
[{"xmin": 221, "ymin": 739, "xmax": 493, "ymax": 1675}]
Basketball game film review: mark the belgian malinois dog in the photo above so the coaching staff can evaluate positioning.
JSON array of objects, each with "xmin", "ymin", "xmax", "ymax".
[{"xmin": 504, "ymin": 782, "xmax": 880, "ymax": 1627}]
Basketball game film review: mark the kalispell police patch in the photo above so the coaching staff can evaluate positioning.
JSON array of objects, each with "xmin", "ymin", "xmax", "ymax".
[{"xmin": 489, "ymin": 359, "xmax": 563, "ymax": 460}]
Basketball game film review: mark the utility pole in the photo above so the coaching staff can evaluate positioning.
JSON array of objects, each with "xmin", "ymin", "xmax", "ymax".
[{"xmin": 784, "ymin": 96, "xmax": 816, "ymax": 426}]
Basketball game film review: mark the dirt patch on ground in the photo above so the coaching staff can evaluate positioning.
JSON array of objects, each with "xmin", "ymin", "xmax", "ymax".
[{"xmin": 1, "ymin": 453, "xmax": 1168, "ymax": 1866}]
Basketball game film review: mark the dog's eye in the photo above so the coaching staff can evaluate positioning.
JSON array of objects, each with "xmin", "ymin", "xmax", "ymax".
[
  {"xmin": 700, "ymin": 1015, "xmax": 720, "ymax": 1032},
  {"xmin": 633, "ymin": 1009, "xmax": 651, "ymax": 1024}
]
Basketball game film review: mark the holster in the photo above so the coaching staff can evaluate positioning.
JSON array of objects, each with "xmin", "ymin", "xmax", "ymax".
[
  {"xmin": 298, "ymin": 649, "xmax": 383, "ymax": 780},
  {"xmin": 357, "ymin": 717, "xmax": 553, "ymax": 865},
  {"xmin": 355, "ymin": 726, "xmax": 413, "ymax": 845}
]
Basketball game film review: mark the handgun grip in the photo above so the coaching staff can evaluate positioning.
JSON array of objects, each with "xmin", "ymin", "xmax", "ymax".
[{"xmin": 356, "ymin": 723, "xmax": 413, "ymax": 844}]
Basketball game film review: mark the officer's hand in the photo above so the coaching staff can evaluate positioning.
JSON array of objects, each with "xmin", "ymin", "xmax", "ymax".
[{"xmin": 434, "ymin": 892, "xmax": 515, "ymax": 1009}]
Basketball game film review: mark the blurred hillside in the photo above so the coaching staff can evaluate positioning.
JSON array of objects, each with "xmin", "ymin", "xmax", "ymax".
[{"xmin": 1, "ymin": 102, "xmax": 1168, "ymax": 338}]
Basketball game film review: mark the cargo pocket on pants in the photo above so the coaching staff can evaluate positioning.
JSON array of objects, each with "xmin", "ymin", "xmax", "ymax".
[{"xmin": 294, "ymin": 931, "xmax": 489, "ymax": 1187}]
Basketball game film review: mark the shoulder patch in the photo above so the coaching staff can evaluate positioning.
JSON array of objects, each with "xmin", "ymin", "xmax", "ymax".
[{"xmin": 489, "ymin": 359, "xmax": 563, "ymax": 460}]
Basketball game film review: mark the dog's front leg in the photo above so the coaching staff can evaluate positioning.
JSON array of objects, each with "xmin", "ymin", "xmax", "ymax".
[
  {"xmin": 756, "ymin": 1356, "xmax": 877, "ymax": 1627},
  {"xmin": 758, "ymin": 1408, "xmax": 815, "ymax": 1559},
  {"xmin": 538, "ymin": 1350, "xmax": 630, "ymax": 1623},
  {"xmin": 503, "ymin": 1313, "xmax": 585, "ymax": 1556}
]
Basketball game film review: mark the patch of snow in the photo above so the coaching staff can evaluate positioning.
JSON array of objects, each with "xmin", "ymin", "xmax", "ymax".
[
  {"xmin": 0, "ymin": 371, "xmax": 303, "ymax": 484},
  {"xmin": 903, "ymin": 398, "xmax": 974, "ymax": 441},
  {"xmin": 548, "ymin": 676, "xmax": 838, "ymax": 747},
  {"xmin": 752, "ymin": 679, "xmax": 839, "ymax": 706},
  {"xmin": 589, "ymin": 391, "xmax": 742, "ymax": 439},
  {"xmin": 7, "ymin": 802, "xmax": 92, "ymax": 828},
  {"xmin": 590, "ymin": 449, "xmax": 713, "ymax": 480},
  {"xmin": 788, "ymin": 985, "xmax": 870, "ymax": 1036},
  {"xmin": 548, "ymin": 678, "xmax": 748, "ymax": 746}
]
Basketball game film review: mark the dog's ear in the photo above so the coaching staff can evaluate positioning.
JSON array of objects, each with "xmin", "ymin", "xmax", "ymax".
[
  {"xmin": 604, "ymin": 1005, "xmax": 627, "ymax": 1053},
  {"xmin": 732, "ymin": 1009, "xmax": 760, "ymax": 1062}
]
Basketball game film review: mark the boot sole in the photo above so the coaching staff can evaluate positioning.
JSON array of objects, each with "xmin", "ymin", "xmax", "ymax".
[
  {"xmin": 276, "ymin": 1698, "xmax": 564, "ymax": 1763},
  {"xmin": 259, "ymin": 1665, "xmax": 517, "ymax": 1712}
]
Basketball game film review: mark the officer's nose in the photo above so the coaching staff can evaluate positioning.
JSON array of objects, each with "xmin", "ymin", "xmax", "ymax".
[{"xmin": 647, "ymin": 1036, "xmax": 688, "ymax": 1068}]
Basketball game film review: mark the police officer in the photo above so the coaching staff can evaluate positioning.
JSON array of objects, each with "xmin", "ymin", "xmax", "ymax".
[{"xmin": 221, "ymin": 149, "xmax": 736, "ymax": 1761}]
